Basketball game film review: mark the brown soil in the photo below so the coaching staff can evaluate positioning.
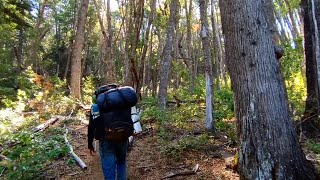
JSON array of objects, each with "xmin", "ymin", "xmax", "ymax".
[{"xmin": 46, "ymin": 123, "xmax": 239, "ymax": 180}]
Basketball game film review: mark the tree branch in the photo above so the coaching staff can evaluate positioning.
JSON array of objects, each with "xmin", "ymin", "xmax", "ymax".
[{"xmin": 64, "ymin": 126, "xmax": 87, "ymax": 170}]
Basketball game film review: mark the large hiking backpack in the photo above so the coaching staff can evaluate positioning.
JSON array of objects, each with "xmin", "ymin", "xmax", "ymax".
[{"xmin": 96, "ymin": 86, "xmax": 137, "ymax": 142}]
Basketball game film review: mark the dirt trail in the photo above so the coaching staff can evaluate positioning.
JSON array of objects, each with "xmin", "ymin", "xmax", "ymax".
[{"xmin": 51, "ymin": 124, "xmax": 239, "ymax": 180}]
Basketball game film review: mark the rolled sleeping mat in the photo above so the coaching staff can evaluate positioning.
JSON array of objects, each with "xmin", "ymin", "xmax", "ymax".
[
  {"xmin": 99, "ymin": 86, "xmax": 138, "ymax": 110},
  {"xmin": 131, "ymin": 106, "xmax": 142, "ymax": 133}
]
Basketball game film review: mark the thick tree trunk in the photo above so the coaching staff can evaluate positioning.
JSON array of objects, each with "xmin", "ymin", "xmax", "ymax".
[
  {"xmin": 219, "ymin": 0, "xmax": 318, "ymax": 179},
  {"xmin": 70, "ymin": 0, "xmax": 90, "ymax": 98},
  {"xmin": 302, "ymin": 0, "xmax": 320, "ymax": 136},
  {"xmin": 263, "ymin": 0, "xmax": 282, "ymax": 45},
  {"xmin": 200, "ymin": 0, "xmax": 214, "ymax": 132},
  {"xmin": 158, "ymin": 0, "xmax": 179, "ymax": 109}
]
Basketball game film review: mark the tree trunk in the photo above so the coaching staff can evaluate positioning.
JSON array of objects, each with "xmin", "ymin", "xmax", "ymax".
[
  {"xmin": 93, "ymin": 0, "xmax": 115, "ymax": 83},
  {"xmin": 219, "ymin": 0, "xmax": 318, "ymax": 179},
  {"xmin": 200, "ymin": 0, "xmax": 214, "ymax": 132},
  {"xmin": 284, "ymin": 0, "xmax": 300, "ymax": 40},
  {"xmin": 143, "ymin": 27, "xmax": 154, "ymax": 96},
  {"xmin": 211, "ymin": 0, "xmax": 222, "ymax": 89},
  {"xmin": 15, "ymin": 28, "xmax": 24, "ymax": 74},
  {"xmin": 70, "ymin": 0, "xmax": 90, "ymax": 99},
  {"xmin": 264, "ymin": 0, "xmax": 281, "ymax": 44},
  {"xmin": 137, "ymin": 0, "xmax": 156, "ymax": 97},
  {"xmin": 158, "ymin": 0, "xmax": 179, "ymax": 109},
  {"xmin": 106, "ymin": 0, "xmax": 115, "ymax": 82},
  {"xmin": 185, "ymin": 0, "xmax": 194, "ymax": 90},
  {"xmin": 302, "ymin": 0, "xmax": 320, "ymax": 136},
  {"xmin": 275, "ymin": 8, "xmax": 290, "ymax": 43},
  {"xmin": 27, "ymin": 0, "xmax": 49, "ymax": 69},
  {"xmin": 124, "ymin": 0, "xmax": 143, "ymax": 87}
]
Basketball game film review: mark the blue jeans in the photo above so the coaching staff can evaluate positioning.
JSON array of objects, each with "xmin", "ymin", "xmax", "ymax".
[{"xmin": 99, "ymin": 140, "xmax": 127, "ymax": 180}]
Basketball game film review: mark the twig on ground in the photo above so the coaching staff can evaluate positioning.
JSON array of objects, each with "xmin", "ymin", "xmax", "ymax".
[
  {"xmin": 64, "ymin": 126, "xmax": 87, "ymax": 170},
  {"xmin": 162, "ymin": 164, "xmax": 199, "ymax": 179},
  {"xmin": 68, "ymin": 172, "xmax": 80, "ymax": 176},
  {"xmin": 137, "ymin": 163, "xmax": 157, "ymax": 169}
]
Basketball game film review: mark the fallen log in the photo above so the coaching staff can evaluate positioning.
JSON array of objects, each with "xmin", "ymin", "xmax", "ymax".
[
  {"xmin": 1, "ymin": 116, "xmax": 63, "ymax": 153},
  {"xmin": 64, "ymin": 126, "xmax": 87, "ymax": 170},
  {"xmin": 32, "ymin": 117, "xmax": 60, "ymax": 132},
  {"xmin": 167, "ymin": 95, "xmax": 205, "ymax": 107}
]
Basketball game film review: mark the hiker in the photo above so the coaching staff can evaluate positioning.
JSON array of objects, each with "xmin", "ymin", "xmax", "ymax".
[{"xmin": 88, "ymin": 84, "xmax": 137, "ymax": 180}]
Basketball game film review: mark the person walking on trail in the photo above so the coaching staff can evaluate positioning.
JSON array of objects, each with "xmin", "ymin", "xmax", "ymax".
[{"xmin": 88, "ymin": 83, "xmax": 137, "ymax": 180}]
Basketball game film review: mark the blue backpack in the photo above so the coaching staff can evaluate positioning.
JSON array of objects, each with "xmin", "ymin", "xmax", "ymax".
[{"xmin": 96, "ymin": 86, "xmax": 137, "ymax": 141}]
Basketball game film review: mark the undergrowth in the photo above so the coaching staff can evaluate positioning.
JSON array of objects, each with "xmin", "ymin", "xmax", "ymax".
[
  {"xmin": 0, "ymin": 116, "xmax": 68, "ymax": 179},
  {"xmin": 140, "ymin": 84, "xmax": 237, "ymax": 160}
]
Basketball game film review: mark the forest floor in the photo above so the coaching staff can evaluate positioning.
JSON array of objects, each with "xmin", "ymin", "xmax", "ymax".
[{"xmin": 44, "ymin": 120, "xmax": 239, "ymax": 180}]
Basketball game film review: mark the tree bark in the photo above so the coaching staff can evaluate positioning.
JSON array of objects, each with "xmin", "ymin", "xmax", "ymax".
[
  {"xmin": 302, "ymin": 0, "xmax": 320, "ymax": 136},
  {"xmin": 158, "ymin": 0, "xmax": 179, "ymax": 109},
  {"xmin": 211, "ymin": 0, "xmax": 222, "ymax": 89},
  {"xmin": 185, "ymin": 0, "xmax": 194, "ymax": 90},
  {"xmin": 14, "ymin": 28, "xmax": 24, "ymax": 74},
  {"xmin": 70, "ymin": 0, "xmax": 90, "ymax": 98},
  {"xmin": 137, "ymin": 0, "xmax": 156, "ymax": 97},
  {"xmin": 284, "ymin": 0, "xmax": 300, "ymax": 40},
  {"xmin": 93, "ymin": 0, "xmax": 115, "ymax": 83},
  {"xmin": 27, "ymin": 0, "xmax": 49, "ymax": 69},
  {"xmin": 200, "ymin": 0, "xmax": 214, "ymax": 132},
  {"xmin": 219, "ymin": 0, "xmax": 318, "ymax": 179},
  {"xmin": 106, "ymin": 0, "xmax": 115, "ymax": 82}
]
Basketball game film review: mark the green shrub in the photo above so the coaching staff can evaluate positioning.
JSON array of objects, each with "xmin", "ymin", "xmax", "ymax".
[
  {"xmin": 82, "ymin": 75, "xmax": 96, "ymax": 104},
  {"xmin": 214, "ymin": 87, "xmax": 234, "ymax": 121},
  {"xmin": 1, "ymin": 127, "xmax": 68, "ymax": 179},
  {"xmin": 307, "ymin": 140, "xmax": 320, "ymax": 154},
  {"xmin": 141, "ymin": 97, "xmax": 171, "ymax": 124},
  {"xmin": 160, "ymin": 134, "xmax": 210, "ymax": 161}
]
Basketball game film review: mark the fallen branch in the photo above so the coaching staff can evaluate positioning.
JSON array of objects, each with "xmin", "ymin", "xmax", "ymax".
[
  {"xmin": 167, "ymin": 95, "xmax": 204, "ymax": 107},
  {"xmin": 32, "ymin": 117, "xmax": 60, "ymax": 132},
  {"xmin": 163, "ymin": 164, "xmax": 199, "ymax": 179},
  {"xmin": 64, "ymin": 126, "xmax": 87, "ymax": 170},
  {"xmin": 68, "ymin": 172, "xmax": 80, "ymax": 176},
  {"xmin": 0, "ymin": 154, "xmax": 11, "ymax": 161},
  {"xmin": 297, "ymin": 114, "xmax": 318, "ymax": 125},
  {"xmin": 306, "ymin": 154, "xmax": 320, "ymax": 163},
  {"xmin": 0, "ymin": 167, "xmax": 6, "ymax": 177}
]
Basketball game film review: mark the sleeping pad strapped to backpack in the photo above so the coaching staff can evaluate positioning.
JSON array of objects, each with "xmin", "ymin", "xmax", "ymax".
[{"xmin": 96, "ymin": 86, "xmax": 138, "ymax": 142}]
